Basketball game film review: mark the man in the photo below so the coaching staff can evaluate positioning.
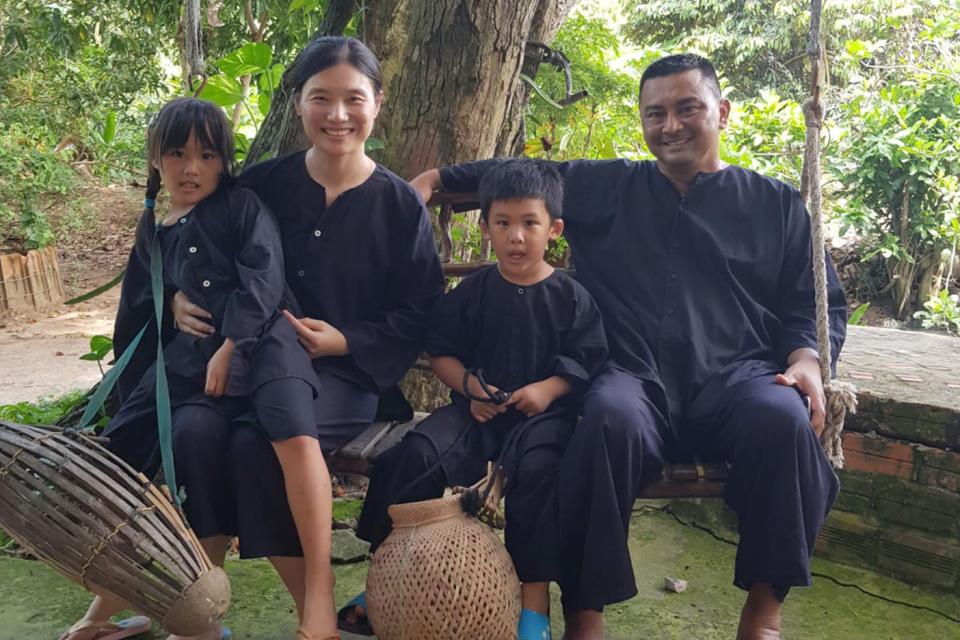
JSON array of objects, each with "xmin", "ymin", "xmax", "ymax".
[{"xmin": 411, "ymin": 54, "xmax": 846, "ymax": 639}]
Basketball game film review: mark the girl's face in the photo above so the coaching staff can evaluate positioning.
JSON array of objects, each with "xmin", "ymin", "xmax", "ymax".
[
  {"xmin": 295, "ymin": 63, "xmax": 382, "ymax": 159},
  {"xmin": 154, "ymin": 129, "xmax": 224, "ymax": 212}
]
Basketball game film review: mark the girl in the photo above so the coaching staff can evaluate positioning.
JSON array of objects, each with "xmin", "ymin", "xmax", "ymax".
[{"xmin": 62, "ymin": 98, "xmax": 340, "ymax": 640}]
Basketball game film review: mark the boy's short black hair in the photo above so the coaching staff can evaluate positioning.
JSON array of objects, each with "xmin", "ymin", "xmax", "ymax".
[
  {"xmin": 638, "ymin": 53, "xmax": 721, "ymax": 103},
  {"xmin": 478, "ymin": 158, "xmax": 564, "ymax": 221}
]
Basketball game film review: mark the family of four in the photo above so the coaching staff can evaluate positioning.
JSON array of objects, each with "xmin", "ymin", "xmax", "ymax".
[{"xmin": 59, "ymin": 35, "xmax": 846, "ymax": 640}]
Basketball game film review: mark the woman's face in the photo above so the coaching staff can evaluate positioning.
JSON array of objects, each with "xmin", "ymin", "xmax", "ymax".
[{"xmin": 296, "ymin": 63, "xmax": 382, "ymax": 159}]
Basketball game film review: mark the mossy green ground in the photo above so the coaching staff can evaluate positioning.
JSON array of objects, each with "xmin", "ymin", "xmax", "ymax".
[{"xmin": 1, "ymin": 508, "xmax": 957, "ymax": 640}]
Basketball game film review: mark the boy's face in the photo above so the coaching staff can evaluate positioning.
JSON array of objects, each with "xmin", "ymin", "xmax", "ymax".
[{"xmin": 480, "ymin": 197, "xmax": 564, "ymax": 284}]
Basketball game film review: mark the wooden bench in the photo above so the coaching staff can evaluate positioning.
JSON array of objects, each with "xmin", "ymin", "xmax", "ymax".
[{"xmin": 324, "ymin": 191, "xmax": 729, "ymax": 499}]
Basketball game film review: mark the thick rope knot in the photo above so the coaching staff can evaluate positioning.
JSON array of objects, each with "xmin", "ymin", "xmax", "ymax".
[
  {"xmin": 821, "ymin": 380, "xmax": 858, "ymax": 469},
  {"xmin": 802, "ymin": 97, "xmax": 825, "ymax": 128}
]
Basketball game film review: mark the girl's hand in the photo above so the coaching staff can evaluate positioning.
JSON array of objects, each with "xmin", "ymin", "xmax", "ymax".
[
  {"xmin": 205, "ymin": 339, "xmax": 234, "ymax": 397},
  {"xmin": 283, "ymin": 310, "xmax": 349, "ymax": 358},
  {"xmin": 507, "ymin": 377, "xmax": 570, "ymax": 417},
  {"xmin": 172, "ymin": 291, "xmax": 214, "ymax": 337}
]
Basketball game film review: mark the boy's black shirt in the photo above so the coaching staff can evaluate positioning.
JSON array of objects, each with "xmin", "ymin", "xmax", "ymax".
[{"xmin": 426, "ymin": 265, "xmax": 608, "ymax": 399}]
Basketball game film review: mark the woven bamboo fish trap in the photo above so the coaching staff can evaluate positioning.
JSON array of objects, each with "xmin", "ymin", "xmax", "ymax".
[
  {"xmin": 0, "ymin": 421, "xmax": 230, "ymax": 635},
  {"xmin": 366, "ymin": 476, "xmax": 521, "ymax": 640}
]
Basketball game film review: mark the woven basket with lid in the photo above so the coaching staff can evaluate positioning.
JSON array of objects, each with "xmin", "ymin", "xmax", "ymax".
[{"xmin": 366, "ymin": 493, "xmax": 521, "ymax": 640}]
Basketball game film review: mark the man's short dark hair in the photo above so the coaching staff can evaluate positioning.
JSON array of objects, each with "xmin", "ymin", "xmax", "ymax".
[
  {"xmin": 638, "ymin": 54, "xmax": 721, "ymax": 103},
  {"xmin": 478, "ymin": 158, "xmax": 564, "ymax": 221}
]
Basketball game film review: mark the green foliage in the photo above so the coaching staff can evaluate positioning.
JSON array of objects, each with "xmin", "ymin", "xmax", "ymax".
[
  {"xmin": 831, "ymin": 76, "xmax": 960, "ymax": 315},
  {"xmin": 0, "ymin": 125, "xmax": 77, "ymax": 249},
  {"xmin": 524, "ymin": 12, "xmax": 650, "ymax": 161},
  {"xmin": 722, "ymin": 90, "xmax": 807, "ymax": 185},
  {"xmin": 200, "ymin": 41, "xmax": 286, "ymax": 162},
  {"xmin": 913, "ymin": 289, "xmax": 960, "ymax": 334},
  {"xmin": 0, "ymin": 390, "xmax": 88, "ymax": 425}
]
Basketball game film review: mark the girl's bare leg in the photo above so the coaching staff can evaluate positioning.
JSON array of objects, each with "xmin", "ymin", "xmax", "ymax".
[{"xmin": 271, "ymin": 436, "xmax": 337, "ymax": 638}]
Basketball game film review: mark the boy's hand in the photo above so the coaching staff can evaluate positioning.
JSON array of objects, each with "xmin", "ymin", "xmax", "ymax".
[
  {"xmin": 205, "ymin": 339, "xmax": 235, "ymax": 397},
  {"xmin": 507, "ymin": 377, "xmax": 571, "ymax": 417},
  {"xmin": 470, "ymin": 398, "xmax": 507, "ymax": 423},
  {"xmin": 464, "ymin": 374, "xmax": 507, "ymax": 423}
]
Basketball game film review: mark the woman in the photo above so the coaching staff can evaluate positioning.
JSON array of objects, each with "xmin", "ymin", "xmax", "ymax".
[{"xmin": 62, "ymin": 36, "xmax": 443, "ymax": 640}]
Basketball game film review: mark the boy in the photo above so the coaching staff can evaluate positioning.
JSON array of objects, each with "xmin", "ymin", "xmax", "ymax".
[{"xmin": 351, "ymin": 158, "xmax": 608, "ymax": 639}]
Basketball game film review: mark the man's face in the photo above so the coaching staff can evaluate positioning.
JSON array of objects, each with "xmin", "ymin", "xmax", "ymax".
[{"xmin": 639, "ymin": 69, "xmax": 730, "ymax": 175}]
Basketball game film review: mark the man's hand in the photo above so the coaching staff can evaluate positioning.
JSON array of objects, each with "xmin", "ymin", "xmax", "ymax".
[
  {"xmin": 409, "ymin": 169, "xmax": 442, "ymax": 204},
  {"xmin": 205, "ymin": 339, "xmax": 234, "ymax": 397},
  {"xmin": 507, "ymin": 376, "xmax": 571, "ymax": 418},
  {"xmin": 282, "ymin": 310, "xmax": 349, "ymax": 358},
  {"xmin": 776, "ymin": 350, "xmax": 825, "ymax": 437},
  {"xmin": 172, "ymin": 291, "xmax": 214, "ymax": 337}
]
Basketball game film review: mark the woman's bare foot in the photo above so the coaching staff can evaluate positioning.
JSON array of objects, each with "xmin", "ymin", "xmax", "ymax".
[
  {"xmin": 562, "ymin": 609, "xmax": 603, "ymax": 640},
  {"xmin": 736, "ymin": 584, "xmax": 782, "ymax": 640}
]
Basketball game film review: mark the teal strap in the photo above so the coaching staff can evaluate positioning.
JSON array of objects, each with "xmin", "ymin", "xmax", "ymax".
[
  {"xmin": 76, "ymin": 323, "xmax": 148, "ymax": 430},
  {"xmin": 149, "ymin": 227, "xmax": 180, "ymax": 506}
]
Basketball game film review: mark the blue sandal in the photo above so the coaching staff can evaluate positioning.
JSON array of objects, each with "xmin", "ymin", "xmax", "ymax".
[
  {"xmin": 336, "ymin": 591, "xmax": 373, "ymax": 636},
  {"xmin": 518, "ymin": 609, "xmax": 551, "ymax": 640}
]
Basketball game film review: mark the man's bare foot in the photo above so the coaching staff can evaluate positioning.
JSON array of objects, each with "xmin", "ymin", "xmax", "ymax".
[
  {"xmin": 736, "ymin": 584, "xmax": 782, "ymax": 640},
  {"xmin": 561, "ymin": 609, "xmax": 603, "ymax": 640}
]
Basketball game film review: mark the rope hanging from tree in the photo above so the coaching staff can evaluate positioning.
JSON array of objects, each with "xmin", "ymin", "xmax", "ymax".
[
  {"xmin": 800, "ymin": 0, "xmax": 857, "ymax": 469},
  {"xmin": 183, "ymin": 0, "xmax": 204, "ymax": 92}
]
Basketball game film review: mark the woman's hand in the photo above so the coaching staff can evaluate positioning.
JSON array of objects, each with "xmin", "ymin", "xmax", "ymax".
[
  {"xmin": 205, "ymin": 339, "xmax": 234, "ymax": 397},
  {"xmin": 283, "ymin": 310, "xmax": 349, "ymax": 358},
  {"xmin": 171, "ymin": 291, "xmax": 214, "ymax": 337}
]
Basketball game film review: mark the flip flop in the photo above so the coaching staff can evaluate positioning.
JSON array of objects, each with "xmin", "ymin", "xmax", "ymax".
[
  {"xmin": 59, "ymin": 616, "xmax": 151, "ymax": 640},
  {"xmin": 518, "ymin": 609, "xmax": 551, "ymax": 640},
  {"xmin": 336, "ymin": 591, "xmax": 373, "ymax": 635}
]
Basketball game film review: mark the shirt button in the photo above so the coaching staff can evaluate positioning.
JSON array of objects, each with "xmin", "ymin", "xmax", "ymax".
[
  {"xmin": 666, "ymin": 308, "xmax": 675, "ymax": 315},
  {"xmin": 298, "ymin": 270, "xmax": 306, "ymax": 277},
  {"xmin": 314, "ymin": 229, "xmax": 322, "ymax": 237},
  {"xmin": 672, "ymin": 242, "xmax": 679, "ymax": 248},
  {"xmin": 179, "ymin": 218, "xmax": 187, "ymax": 224},
  {"xmin": 669, "ymin": 273, "xmax": 677, "ymax": 280},
  {"xmin": 202, "ymin": 279, "xmax": 211, "ymax": 288},
  {"xmin": 188, "ymin": 246, "xmax": 198, "ymax": 254},
  {"xmin": 516, "ymin": 288, "xmax": 525, "ymax": 295}
]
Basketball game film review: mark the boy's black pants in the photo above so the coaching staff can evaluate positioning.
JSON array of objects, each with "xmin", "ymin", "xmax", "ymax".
[{"xmin": 356, "ymin": 397, "xmax": 576, "ymax": 583}]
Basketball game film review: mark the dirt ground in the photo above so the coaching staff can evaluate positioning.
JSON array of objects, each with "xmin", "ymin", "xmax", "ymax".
[{"xmin": 0, "ymin": 183, "xmax": 141, "ymax": 404}]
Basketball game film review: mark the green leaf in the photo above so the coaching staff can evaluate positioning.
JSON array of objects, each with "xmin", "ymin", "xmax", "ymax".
[
  {"xmin": 848, "ymin": 302, "xmax": 870, "ymax": 326},
  {"xmin": 65, "ymin": 271, "xmax": 124, "ymax": 305},
  {"xmin": 79, "ymin": 353, "xmax": 102, "ymax": 361},
  {"xmin": 365, "ymin": 138, "xmax": 385, "ymax": 152},
  {"xmin": 258, "ymin": 90, "xmax": 272, "ymax": 117},
  {"xmin": 89, "ymin": 335, "xmax": 113, "ymax": 353},
  {"xmin": 198, "ymin": 74, "xmax": 244, "ymax": 108},
  {"xmin": 102, "ymin": 110, "xmax": 117, "ymax": 146},
  {"xmin": 289, "ymin": 0, "xmax": 321, "ymax": 12},
  {"xmin": 216, "ymin": 42, "xmax": 272, "ymax": 78}
]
